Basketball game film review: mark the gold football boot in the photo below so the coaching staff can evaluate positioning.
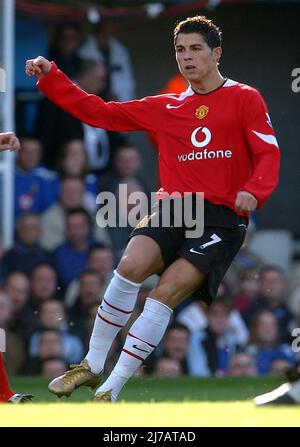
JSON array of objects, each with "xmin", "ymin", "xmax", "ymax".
[
  {"xmin": 92, "ymin": 389, "xmax": 113, "ymax": 403},
  {"xmin": 48, "ymin": 359, "xmax": 102, "ymax": 397}
]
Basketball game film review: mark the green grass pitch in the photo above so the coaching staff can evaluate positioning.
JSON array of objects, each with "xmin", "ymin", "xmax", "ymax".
[{"xmin": 1, "ymin": 376, "xmax": 300, "ymax": 427}]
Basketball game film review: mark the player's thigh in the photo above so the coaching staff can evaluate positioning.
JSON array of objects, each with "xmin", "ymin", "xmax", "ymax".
[
  {"xmin": 117, "ymin": 235, "xmax": 165, "ymax": 283},
  {"xmin": 150, "ymin": 257, "xmax": 206, "ymax": 308}
]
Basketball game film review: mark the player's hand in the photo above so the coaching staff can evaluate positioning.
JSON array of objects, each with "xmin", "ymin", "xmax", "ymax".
[
  {"xmin": 25, "ymin": 56, "xmax": 51, "ymax": 79},
  {"xmin": 235, "ymin": 190, "xmax": 258, "ymax": 213},
  {"xmin": 0, "ymin": 132, "xmax": 20, "ymax": 152}
]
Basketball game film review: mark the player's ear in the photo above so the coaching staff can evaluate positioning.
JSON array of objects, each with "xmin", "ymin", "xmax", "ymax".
[{"xmin": 214, "ymin": 47, "xmax": 222, "ymax": 64}]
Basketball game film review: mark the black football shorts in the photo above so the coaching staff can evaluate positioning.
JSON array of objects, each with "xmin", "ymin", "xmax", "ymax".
[{"xmin": 129, "ymin": 198, "xmax": 247, "ymax": 305}]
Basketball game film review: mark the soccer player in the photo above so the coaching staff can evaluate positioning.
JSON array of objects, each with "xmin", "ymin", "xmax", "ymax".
[
  {"xmin": 26, "ymin": 16, "xmax": 280, "ymax": 402},
  {"xmin": 0, "ymin": 131, "xmax": 33, "ymax": 403}
]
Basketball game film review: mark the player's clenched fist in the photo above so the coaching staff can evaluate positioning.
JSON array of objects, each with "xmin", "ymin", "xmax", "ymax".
[
  {"xmin": 235, "ymin": 190, "xmax": 258, "ymax": 213},
  {"xmin": 25, "ymin": 56, "xmax": 51, "ymax": 79},
  {"xmin": 0, "ymin": 132, "xmax": 20, "ymax": 152}
]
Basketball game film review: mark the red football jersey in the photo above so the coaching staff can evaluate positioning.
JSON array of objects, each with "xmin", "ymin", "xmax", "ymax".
[{"xmin": 38, "ymin": 63, "xmax": 280, "ymax": 215}]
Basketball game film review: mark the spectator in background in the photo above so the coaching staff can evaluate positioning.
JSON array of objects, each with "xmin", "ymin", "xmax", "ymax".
[
  {"xmin": 3, "ymin": 272, "xmax": 30, "ymax": 315},
  {"xmin": 15, "ymin": 136, "xmax": 58, "ymax": 218},
  {"xmin": 286, "ymin": 283, "xmax": 300, "ymax": 321},
  {"xmin": 40, "ymin": 176, "xmax": 85, "ymax": 250},
  {"xmin": 40, "ymin": 177, "xmax": 110, "ymax": 251},
  {"xmin": 29, "ymin": 300, "xmax": 84, "ymax": 365},
  {"xmin": 268, "ymin": 358, "xmax": 294, "ymax": 376},
  {"xmin": 99, "ymin": 144, "xmax": 149, "ymax": 260},
  {"xmin": 24, "ymin": 329, "xmax": 65, "ymax": 375},
  {"xmin": 48, "ymin": 23, "xmax": 83, "ymax": 78},
  {"xmin": 232, "ymin": 268, "xmax": 260, "ymax": 314},
  {"xmin": 79, "ymin": 19, "xmax": 135, "ymax": 101},
  {"xmin": 88, "ymin": 245, "xmax": 114, "ymax": 284},
  {"xmin": 53, "ymin": 208, "xmax": 97, "ymax": 289},
  {"xmin": 3, "ymin": 272, "xmax": 38, "ymax": 342},
  {"xmin": 227, "ymin": 352, "xmax": 257, "ymax": 377},
  {"xmin": 224, "ymin": 221, "xmax": 264, "ymax": 296},
  {"xmin": 187, "ymin": 299, "xmax": 241, "ymax": 377},
  {"xmin": 177, "ymin": 282, "xmax": 249, "ymax": 348},
  {"xmin": 69, "ymin": 270, "xmax": 105, "ymax": 344},
  {"xmin": 159, "ymin": 323, "xmax": 190, "ymax": 374},
  {"xmin": 0, "ymin": 291, "xmax": 25, "ymax": 375},
  {"xmin": 29, "ymin": 264, "xmax": 59, "ymax": 310},
  {"xmin": 100, "ymin": 143, "xmax": 149, "ymax": 197},
  {"xmin": 41, "ymin": 358, "xmax": 68, "ymax": 380},
  {"xmin": 56, "ymin": 139, "xmax": 98, "ymax": 213},
  {"xmin": 107, "ymin": 178, "xmax": 149, "ymax": 262},
  {"xmin": 243, "ymin": 266, "xmax": 294, "ymax": 342},
  {"xmin": 36, "ymin": 59, "xmax": 124, "ymax": 171},
  {"xmin": 246, "ymin": 310, "xmax": 296, "ymax": 375},
  {"xmin": 153, "ymin": 358, "xmax": 183, "ymax": 378},
  {"xmin": 1, "ymin": 213, "xmax": 53, "ymax": 279},
  {"xmin": 64, "ymin": 244, "xmax": 114, "ymax": 308}
]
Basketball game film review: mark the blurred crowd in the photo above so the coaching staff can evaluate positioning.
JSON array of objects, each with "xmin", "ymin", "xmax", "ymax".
[{"xmin": 1, "ymin": 20, "xmax": 300, "ymax": 381}]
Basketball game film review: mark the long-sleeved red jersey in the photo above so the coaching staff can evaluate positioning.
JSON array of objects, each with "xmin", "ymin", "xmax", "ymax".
[{"xmin": 37, "ymin": 63, "xmax": 280, "ymax": 215}]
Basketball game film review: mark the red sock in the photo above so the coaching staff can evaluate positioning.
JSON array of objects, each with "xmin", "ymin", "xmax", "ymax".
[{"xmin": 0, "ymin": 353, "xmax": 14, "ymax": 402}]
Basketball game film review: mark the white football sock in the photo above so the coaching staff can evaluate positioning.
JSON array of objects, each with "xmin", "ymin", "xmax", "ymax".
[
  {"xmin": 85, "ymin": 270, "xmax": 141, "ymax": 374},
  {"xmin": 95, "ymin": 297, "xmax": 173, "ymax": 401}
]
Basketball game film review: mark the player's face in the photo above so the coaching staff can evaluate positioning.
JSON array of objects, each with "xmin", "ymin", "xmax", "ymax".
[{"xmin": 175, "ymin": 33, "xmax": 220, "ymax": 83}]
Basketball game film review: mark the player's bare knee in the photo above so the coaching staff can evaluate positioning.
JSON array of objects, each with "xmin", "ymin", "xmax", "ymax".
[
  {"xmin": 117, "ymin": 255, "xmax": 147, "ymax": 283},
  {"xmin": 149, "ymin": 282, "xmax": 180, "ymax": 307}
]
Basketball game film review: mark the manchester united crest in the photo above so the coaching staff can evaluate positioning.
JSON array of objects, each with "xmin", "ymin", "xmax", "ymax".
[{"xmin": 196, "ymin": 105, "xmax": 209, "ymax": 119}]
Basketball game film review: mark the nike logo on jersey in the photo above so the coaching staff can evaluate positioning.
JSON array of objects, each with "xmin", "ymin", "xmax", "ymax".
[
  {"xmin": 166, "ymin": 103, "xmax": 184, "ymax": 109},
  {"xmin": 189, "ymin": 248, "xmax": 205, "ymax": 255},
  {"xmin": 132, "ymin": 344, "xmax": 151, "ymax": 354}
]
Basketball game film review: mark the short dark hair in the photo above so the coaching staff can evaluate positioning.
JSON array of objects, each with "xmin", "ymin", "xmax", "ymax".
[
  {"xmin": 80, "ymin": 268, "xmax": 100, "ymax": 279},
  {"xmin": 30, "ymin": 263, "xmax": 57, "ymax": 277},
  {"xmin": 88, "ymin": 243, "xmax": 110, "ymax": 256},
  {"xmin": 61, "ymin": 175, "xmax": 84, "ymax": 184},
  {"xmin": 75, "ymin": 59, "xmax": 103, "ymax": 79},
  {"xmin": 166, "ymin": 322, "xmax": 190, "ymax": 336},
  {"xmin": 259, "ymin": 265, "xmax": 285, "ymax": 279},
  {"xmin": 174, "ymin": 15, "xmax": 222, "ymax": 50},
  {"xmin": 209, "ymin": 297, "xmax": 232, "ymax": 315},
  {"xmin": 66, "ymin": 207, "xmax": 93, "ymax": 228}
]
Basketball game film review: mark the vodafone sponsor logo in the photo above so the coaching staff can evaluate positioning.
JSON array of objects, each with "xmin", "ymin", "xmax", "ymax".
[
  {"xmin": 191, "ymin": 126, "xmax": 211, "ymax": 147},
  {"xmin": 178, "ymin": 149, "xmax": 232, "ymax": 162},
  {"xmin": 178, "ymin": 126, "xmax": 232, "ymax": 162}
]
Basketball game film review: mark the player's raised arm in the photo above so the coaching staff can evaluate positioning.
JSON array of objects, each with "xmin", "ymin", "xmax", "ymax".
[
  {"xmin": 0, "ymin": 132, "xmax": 20, "ymax": 152},
  {"xmin": 25, "ymin": 56, "xmax": 162, "ymax": 134}
]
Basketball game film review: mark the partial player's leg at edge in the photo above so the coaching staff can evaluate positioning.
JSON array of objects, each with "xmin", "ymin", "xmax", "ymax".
[{"xmin": 0, "ymin": 353, "xmax": 34, "ymax": 404}]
